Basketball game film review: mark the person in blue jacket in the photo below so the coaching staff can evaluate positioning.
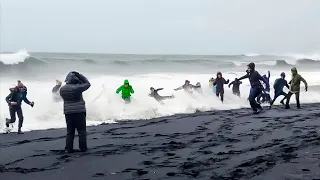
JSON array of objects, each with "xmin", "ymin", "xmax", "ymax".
[{"xmin": 269, "ymin": 72, "xmax": 289, "ymax": 107}]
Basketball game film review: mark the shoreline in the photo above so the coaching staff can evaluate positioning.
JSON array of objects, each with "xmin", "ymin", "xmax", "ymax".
[{"xmin": 1, "ymin": 103, "xmax": 320, "ymax": 179}]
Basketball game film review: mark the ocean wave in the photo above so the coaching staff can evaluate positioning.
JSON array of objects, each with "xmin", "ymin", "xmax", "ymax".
[{"xmin": 0, "ymin": 49, "xmax": 30, "ymax": 64}]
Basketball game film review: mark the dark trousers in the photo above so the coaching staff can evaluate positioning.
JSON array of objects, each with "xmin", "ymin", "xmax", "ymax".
[
  {"xmin": 233, "ymin": 90, "xmax": 240, "ymax": 97},
  {"xmin": 249, "ymin": 88, "xmax": 262, "ymax": 111},
  {"xmin": 65, "ymin": 112, "xmax": 87, "ymax": 152},
  {"xmin": 285, "ymin": 91, "xmax": 300, "ymax": 108},
  {"xmin": 8, "ymin": 106, "xmax": 24, "ymax": 128},
  {"xmin": 216, "ymin": 91, "xmax": 224, "ymax": 102},
  {"xmin": 270, "ymin": 91, "xmax": 287, "ymax": 105}
]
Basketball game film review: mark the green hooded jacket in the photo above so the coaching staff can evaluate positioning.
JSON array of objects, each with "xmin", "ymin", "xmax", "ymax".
[
  {"xmin": 116, "ymin": 79, "xmax": 134, "ymax": 98},
  {"xmin": 289, "ymin": 67, "xmax": 308, "ymax": 93}
]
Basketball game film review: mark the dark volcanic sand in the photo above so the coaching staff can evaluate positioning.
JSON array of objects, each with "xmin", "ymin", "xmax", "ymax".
[{"xmin": 1, "ymin": 104, "xmax": 320, "ymax": 180}]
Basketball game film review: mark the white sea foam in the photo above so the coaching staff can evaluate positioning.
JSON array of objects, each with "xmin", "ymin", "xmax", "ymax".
[{"xmin": 1, "ymin": 71, "xmax": 319, "ymax": 133}]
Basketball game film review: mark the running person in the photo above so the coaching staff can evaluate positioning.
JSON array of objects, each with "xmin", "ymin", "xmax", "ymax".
[{"xmin": 269, "ymin": 72, "xmax": 289, "ymax": 107}]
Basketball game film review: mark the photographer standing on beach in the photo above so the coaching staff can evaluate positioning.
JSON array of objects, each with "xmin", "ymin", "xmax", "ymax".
[{"xmin": 60, "ymin": 71, "xmax": 91, "ymax": 153}]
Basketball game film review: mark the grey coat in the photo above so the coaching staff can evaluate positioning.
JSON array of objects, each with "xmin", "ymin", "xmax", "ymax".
[{"xmin": 59, "ymin": 72, "xmax": 91, "ymax": 114}]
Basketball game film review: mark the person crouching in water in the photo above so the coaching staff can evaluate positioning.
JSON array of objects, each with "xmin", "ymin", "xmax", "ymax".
[
  {"xmin": 60, "ymin": 71, "xmax": 91, "ymax": 153},
  {"xmin": 228, "ymin": 78, "xmax": 242, "ymax": 97},
  {"xmin": 174, "ymin": 80, "xmax": 200, "ymax": 94},
  {"xmin": 269, "ymin": 72, "xmax": 289, "ymax": 107},
  {"xmin": 5, "ymin": 81, "xmax": 34, "ymax": 134},
  {"xmin": 238, "ymin": 63, "xmax": 269, "ymax": 114},
  {"xmin": 149, "ymin": 87, "xmax": 174, "ymax": 103},
  {"xmin": 213, "ymin": 72, "xmax": 229, "ymax": 102},
  {"xmin": 285, "ymin": 67, "xmax": 308, "ymax": 109},
  {"xmin": 116, "ymin": 79, "xmax": 134, "ymax": 103},
  {"xmin": 52, "ymin": 79, "xmax": 62, "ymax": 102}
]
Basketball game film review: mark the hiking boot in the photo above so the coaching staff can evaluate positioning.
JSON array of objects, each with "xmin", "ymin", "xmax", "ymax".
[
  {"xmin": 18, "ymin": 128, "xmax": 24, "ymax": 134},
  {"xmin": 5, "ymin": 118, "xmax": 10, "ymax": 128}
]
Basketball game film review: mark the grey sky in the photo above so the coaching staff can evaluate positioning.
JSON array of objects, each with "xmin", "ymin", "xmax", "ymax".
[{"xmin": 1, "ymin": 0, "xmax": 320, "ymax": 54}]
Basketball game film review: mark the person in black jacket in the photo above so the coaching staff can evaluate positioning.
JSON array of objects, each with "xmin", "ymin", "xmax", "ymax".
[
  {"xmin": 5, "ymin": 81, "xmax": 34, "ymax": 134},
  {"xmin": 213, "ymin": 72, "xmax": 229, "ymax": 102},
  {"xmin": 59, "ymin": 71, "xmax": 91, "ymax": 153},
  {"xmin": 174, "ymin": 80, "xmax": 201, "ymax": 94},
  {"xmin": 52, "ymin": 80, "xmax": 62, "ymax": 102},
  {"xmin": 269, "ymin": 72, "xmax": 289, "ymax": 107},
  {"xmin": 238, "ymin": 62, "xmax": 269, "ymax": 113},
  {"xmin": 228, "ymin": 78, "xmax": 242, "ymax": 97},
  {"xmin": 149, "ymin": 87, "xmax": 174, "ymax": 102}
]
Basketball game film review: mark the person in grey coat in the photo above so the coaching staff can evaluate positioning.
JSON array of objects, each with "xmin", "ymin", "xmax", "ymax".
[{"xmin": 59, "ymin": 71, "xmax": 91, "ymax": 153}]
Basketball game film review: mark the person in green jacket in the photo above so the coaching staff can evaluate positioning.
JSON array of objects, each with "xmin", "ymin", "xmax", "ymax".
[
  {"xmin": 285, "ymin": 67, "xmax": 308, "ymax": 109},
  {"xmin": 116, "ymin": 79, "xmax": 134, "ymax": 103}
]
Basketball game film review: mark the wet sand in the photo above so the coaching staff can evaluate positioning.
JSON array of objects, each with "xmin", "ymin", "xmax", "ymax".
[{"xmin": 1, "ymin": 104, "xmax": 320, "ymax": 180}]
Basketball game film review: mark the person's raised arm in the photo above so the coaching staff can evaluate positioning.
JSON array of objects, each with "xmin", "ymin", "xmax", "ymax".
[
  {"xmin": 156, "ymin": 88, "xmax": 164, "ymax": 91},
  {"xmin": 74, "ymin": 73, "xmax": 91, "ymax": 92}
]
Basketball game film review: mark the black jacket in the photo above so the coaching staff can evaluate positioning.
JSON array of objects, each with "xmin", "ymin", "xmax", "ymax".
[
  {"xmin": 239, "ymin": 71, "xmax": 268, "ymax": 89},
  {"xmin": 274, "ymin": 78, "xmax": 289, "ymax": 92},
  {"xmin": 59, "ymin": 72, "xmax": 91, "ymax": 114},
  {"xmin": 213, "ymin": 78, "xmax": 229, "ymax": 93},
  {"xmin": 228, "ymin": 80, "xmax": 242, "ymax": 92}
]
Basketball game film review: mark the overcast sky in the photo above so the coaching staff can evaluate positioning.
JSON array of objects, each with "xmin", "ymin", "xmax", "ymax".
[{"xmin": 1, "ymin": 0, "xmax": 320, "ymax": 54}]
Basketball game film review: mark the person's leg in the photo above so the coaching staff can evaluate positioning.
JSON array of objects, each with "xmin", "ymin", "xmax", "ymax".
[
  {"xmin": 280, "ymin": 91, "xmax": 287, "ymax": 105},
  {"xmin": 249, "ymin": 88, "xmax": 262, "ymax": 112},
  {"xmin": 295, "ymin": 92, "xmax": 301, "ymax": 109},
  {"xmin": 75, "ymin": 112, "xmax": 87, "ymax": 152},
  {"xmin": 65, "ymin": 114, "xmax": 76, "ymax": 152},
  {"xmin": 216, "ymin": 91, "xmax": 219, "ymax": 97},
  {"xmin": 6, "ymin": 107, "xmax": 17, "ymax": 127},
  {"xmin": 16, "ymin": 106, "xmax": 24, "ymax": 134},
  {"xmin": 221, "ymin": 92, "xmax": 224, "ymax": 102},
  {"xmin": 270, "ymin": 91, "xmax": 279, "ymax": 105},
  {"xmin": 285, "ymin": 91, "xmax": 293, "ymax": 109}
]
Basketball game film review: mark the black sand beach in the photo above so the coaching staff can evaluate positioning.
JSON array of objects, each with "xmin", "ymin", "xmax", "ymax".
[{"xmin": 1, "ymin": 104, "xmax": 320, "ymax": 180}]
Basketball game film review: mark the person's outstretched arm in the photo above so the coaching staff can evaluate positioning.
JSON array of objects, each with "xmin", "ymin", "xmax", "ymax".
[
  {"xmin": 174, "ymin": 86, "xmax": 183, "ymax": 91},
  {"xmin": 228, "ymin": 81, "xmax": 234, "ymax": 88},
  {"xmin": 156, "ymin": 88, "xmax": 164, "ymax": 91},
  {"xmin": 23, "ymin": 94, "xmax": 31, "ymax": 105},
  {"xmin": 130, "ymin": 86, "xmax": 134, "ymax": 93},
  {"xmin": 223, "ymin": 78, "xmax": 229, "ymax": 84},
  {"xmin": 238, "ymin": 74, "xmax": 249, "ymax": 81}
]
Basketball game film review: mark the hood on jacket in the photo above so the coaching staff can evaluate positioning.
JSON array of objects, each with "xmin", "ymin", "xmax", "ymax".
[
  {"xmin": 247, "ymin": 62, "xmax": 255, "ymax": 71},
  {"xmin": 65, "ymin": 72, "xmax": 81, "ymax": 84},
  {"xmin": 124, "ymin": 79, "xmax": 130, "ymax": 85},
  {"xmin": 291, "ymin": 67, "xmax": 298, "ymax": 75},
  {"xmin": 216, "ymin": 72, "xmax": 222, "ymax": 78}
]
